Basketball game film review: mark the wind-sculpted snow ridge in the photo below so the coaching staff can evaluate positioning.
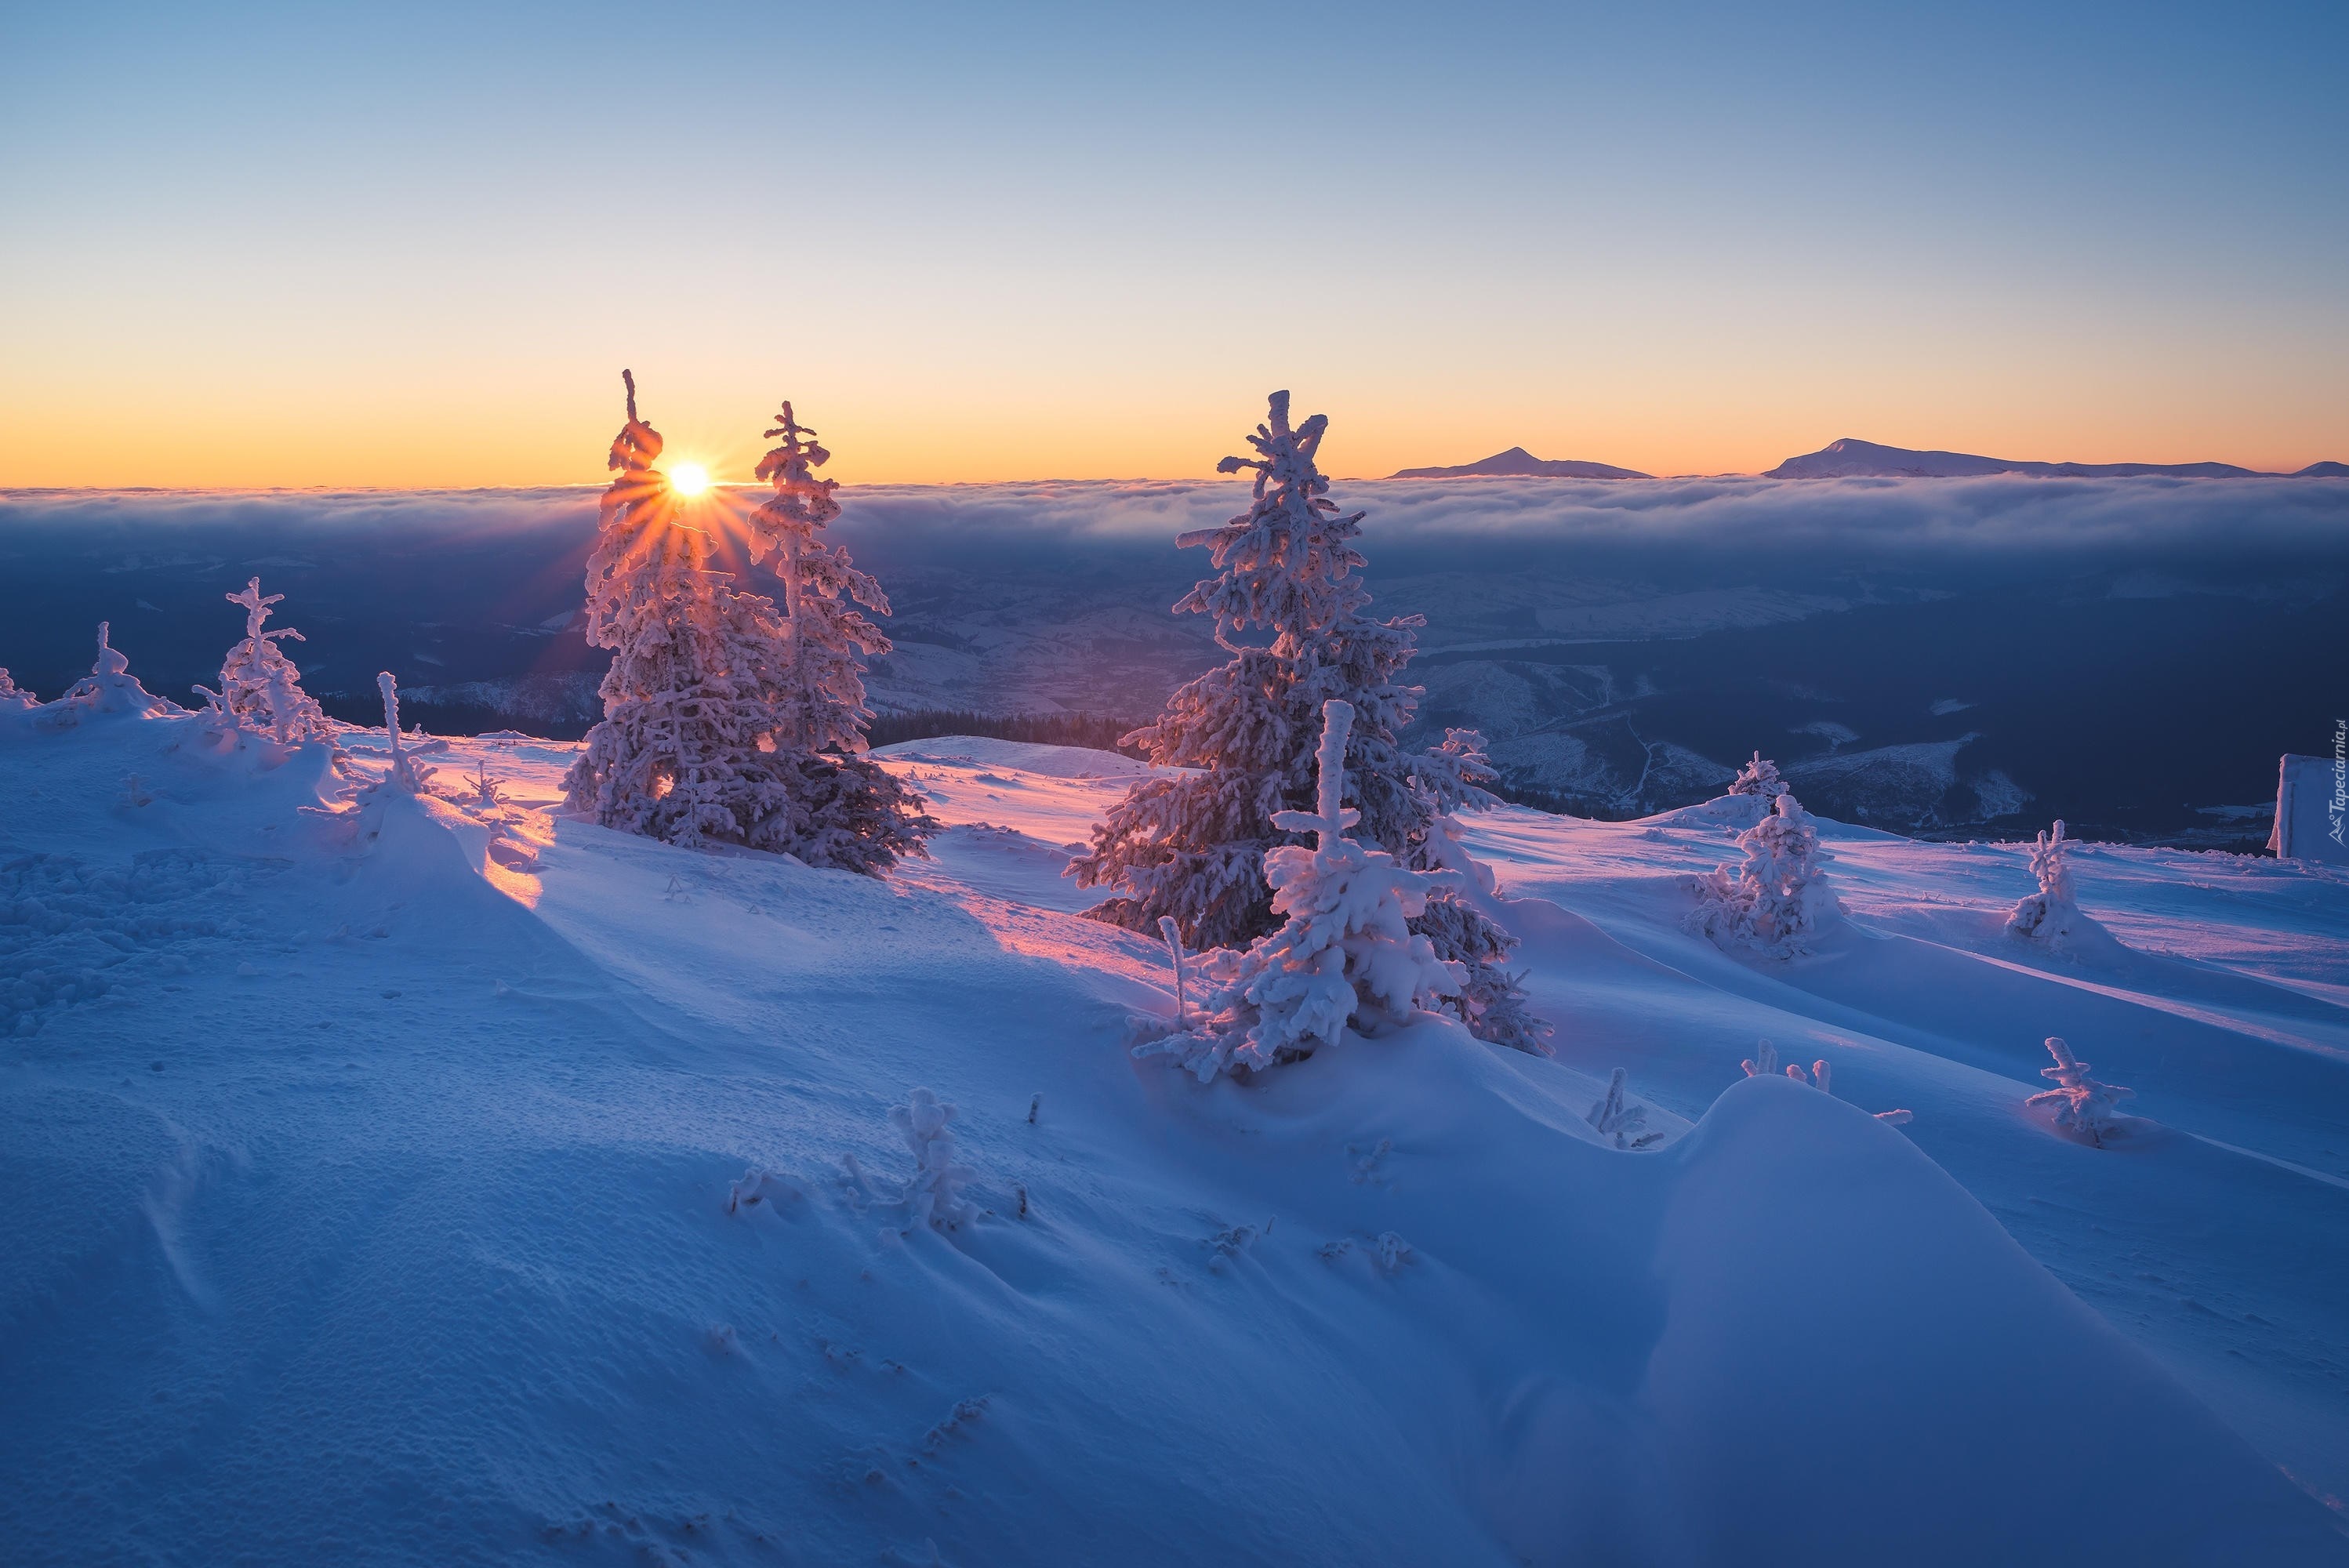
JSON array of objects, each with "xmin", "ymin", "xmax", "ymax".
[{"xmin": 2, "ymin": 707, "xmax": 2347, "ymax": 1565}]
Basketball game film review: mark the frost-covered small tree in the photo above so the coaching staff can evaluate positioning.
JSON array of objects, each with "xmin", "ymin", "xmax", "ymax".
[
  {"xmin": 1690, "ymin": 793, "xmax": 1839, "ymax": 956},
  {"xmin": 0, "ymin": 668, "xmax": 34, "ymax": 710},
  {"xmin": 49, "ymin": 622, "xmax": 174, "ymax": 719},
  {"xmin": 1072, "ymin": 391, "xmax": 1535, "ymax": 1047},
  {"xmin": 1729, "ymin": 750, "xmax": 1785, "ymax": 797},
  {"xmin": 1587, "ymin": 1067, "xmax": 1663, "ymax": 1149},
  {"xmin": 740, "ymin": 398, "xmax": 935, "ymax": 873},
  {"xmin": 891, "ymin": 1087, "xmax": 976, "ymax": 1230},
  {"xmin": 376, "ymin": 673, "xmax": 435, "ymax": 793},
  {"xmin": 2027, "ymin": 1036, "xmax": 2133, "ymax": 1145},
  {"xmin": 198, "ymin": 578, "xmax": 332, "ymax": 744},
  {"xmin": 467, "ymin": 760, "xmax": 507, "ymax": 811},
  {"xmin": 1135, "ymin": 700, "xmax": 1465, "ymax": 1082},
  {"xmin": 2006, "ymin": 820, "xmax": 2082, "ymax": 940}
]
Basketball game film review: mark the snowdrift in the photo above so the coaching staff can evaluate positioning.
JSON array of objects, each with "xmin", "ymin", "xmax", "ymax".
[{"xmin": 3, "ymin": 712, "xmax": 2344, "ymax": 1565}]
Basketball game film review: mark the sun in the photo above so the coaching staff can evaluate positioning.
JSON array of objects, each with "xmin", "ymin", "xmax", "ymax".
[{"xmin": 668, "ymin": 463, "xmax": 710, "ymax": 497}]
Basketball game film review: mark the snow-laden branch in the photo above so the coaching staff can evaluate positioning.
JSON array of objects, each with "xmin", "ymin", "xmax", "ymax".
[{"xmin": 2026, "ymin": 1036, "xmax": 2133, "ymax": 1145}]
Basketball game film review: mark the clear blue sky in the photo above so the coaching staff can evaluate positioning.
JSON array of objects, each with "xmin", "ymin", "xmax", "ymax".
[{"xmin": 4, "ymin": 0, "xmax": 2343, "ymax": 485}]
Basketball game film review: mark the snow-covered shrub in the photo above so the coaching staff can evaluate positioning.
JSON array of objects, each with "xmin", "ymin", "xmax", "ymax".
[
  {"xmin": 42, "ymin": 623, "xmax": 176, "ymax": 723},
  {"xmin": 891, "ymin": 1087, "xmax": 976, "ymax": 1230},
  {"xmin": 2026, "ymin": 1036, "xmax": 2133, "ymax": 1145},
  {"xmin": 1135, "ymin": 700, "xmax": 1465, "ymax": 1082},
  {"xmin": 201, "ymin": 577, "xmax": 332, "ymax": 744},
  {"xmin": 467, "ymin": 761, "xmax": 508, "ymax": 811},
  {"xmin": 1690, "ymin": 793, "xmax": 1840, "ymax": 956},
  {"xmin": 0, "ymin": 669, "xmax": 34, "ymax": 710},
  {"xmin": 1728, "ymin": 750, "xmax": 1785, "ymax": 797},
  {"xmin": 1070, "ymin": 391, "xmax": 1535, "ymax": 1046},
  {"xmin": 2006, "ymin": 820, "xmax": 2084, "ymax": 941},
  {"xmin": 726, "ymin": 1167, "xmax": 801, "ymax": 1216},
  {"xmin": 1586, "ymin": 1066, "xmax": 1662, "ymax": 1149}
]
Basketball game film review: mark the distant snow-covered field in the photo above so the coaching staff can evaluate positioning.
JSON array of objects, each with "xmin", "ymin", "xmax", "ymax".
[{"xmin": 4, "ymin": 704, "xmax": 2347, "ymax": 1564}]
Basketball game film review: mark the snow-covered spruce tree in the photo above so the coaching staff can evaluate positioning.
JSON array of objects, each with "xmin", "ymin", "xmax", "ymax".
[
  {"xmin": 1071, "ymin": 391, "xmax": 1540, "ymax": 1048},
  {"xmin": 1729, "ymin": 750, "xmax": 1785, "ymax": 797},
  {"xmin": 198, "ymin": 578, "xmax": 332, "ymax": 744},
  {"xmin": 1690, "ymin": 792, "xmax": 1839, "ymax": 956},
  {"xmin": 2027, "ymin": 1036, "xmax": 2133, "ymax": 1145},
  {"xmin": 565, "ymin": 372, "xmax": 855, "ymax": 859},
  {"xmin": 741, "ymin": 399, "xmax": 935, "ymax": 873},
  {"xmin": 2006, "ymin": 819, "xmax": 2082, "ymax": 940},
  {"xmin": 1136, "ymin": 699, "xmax": 1465, "ymax": 1083},
  {"xmin": 0, "ymin": 668, "xmax": 34, "ymax": 710}
]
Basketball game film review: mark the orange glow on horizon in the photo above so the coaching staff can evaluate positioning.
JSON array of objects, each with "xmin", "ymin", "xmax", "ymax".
[{"xmin": 2, "ymin": 374, "xmax": 2343, "ymax": 489}]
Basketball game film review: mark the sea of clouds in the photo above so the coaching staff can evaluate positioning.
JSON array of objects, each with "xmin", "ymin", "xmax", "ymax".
[{"xmin": 9, "ymin": 474, "xmax": 2347, "ymax": 570}]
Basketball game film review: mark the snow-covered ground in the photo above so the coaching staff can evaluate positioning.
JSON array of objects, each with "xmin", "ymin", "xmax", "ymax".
[{"xmin": 5, "ymin": 706, "xmax": 2347, "ymax": 1564}]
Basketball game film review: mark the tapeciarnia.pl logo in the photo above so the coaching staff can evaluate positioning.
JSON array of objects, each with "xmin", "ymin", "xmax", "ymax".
[{"xmin": 2330, "ymin": 718, "xmax": 2346, "ymax": 847}]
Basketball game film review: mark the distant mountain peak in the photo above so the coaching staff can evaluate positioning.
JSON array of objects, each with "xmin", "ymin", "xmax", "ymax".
[
  {"xmin": 1391, "ymin": 448, "xmax": 1651, "ymax": 481},
  {"xmin": 1764, "ymin": 437, "xmax": 2324, "ymax": 481}
]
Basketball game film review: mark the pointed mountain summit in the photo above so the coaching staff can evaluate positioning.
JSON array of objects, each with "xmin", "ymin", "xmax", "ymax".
[
  {"xmin": 1766, "ymin": 437, "xmax": 2334, "ymax": 480},
  {"xmin": 1391, "ymin": 446, "xmax": 1651, "ymax": 480}
]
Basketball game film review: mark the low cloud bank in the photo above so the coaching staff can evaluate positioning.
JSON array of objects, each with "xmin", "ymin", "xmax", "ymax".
[{"xmin": 6, "ymin": 474, "xmax": 2345, "ymax": 572}]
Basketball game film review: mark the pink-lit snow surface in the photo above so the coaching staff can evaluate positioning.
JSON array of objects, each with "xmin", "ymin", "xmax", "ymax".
[{"xmin": 4, "ymin": 712, "xmax": 2346, "ymax": 1566}]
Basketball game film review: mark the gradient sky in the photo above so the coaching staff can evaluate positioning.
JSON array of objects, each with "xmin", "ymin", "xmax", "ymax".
[{"xmin": 4, "ymin": 0, "xmax": 2344, "ymax": 488}]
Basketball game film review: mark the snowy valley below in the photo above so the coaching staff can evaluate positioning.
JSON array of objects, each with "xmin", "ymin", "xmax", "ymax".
[
  {"xmin": 6, "ymin": 471, "xmax": 2344, "ymax": 847},
  {"xmin": 5, "ymin": 702, "xmax": 2347, "ymax": 1565}
]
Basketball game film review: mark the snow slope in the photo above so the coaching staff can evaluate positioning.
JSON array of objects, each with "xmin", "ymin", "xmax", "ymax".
[{"xmin": 3, "ymin": 711, "xmax": 2345, "ymax": 1565}]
